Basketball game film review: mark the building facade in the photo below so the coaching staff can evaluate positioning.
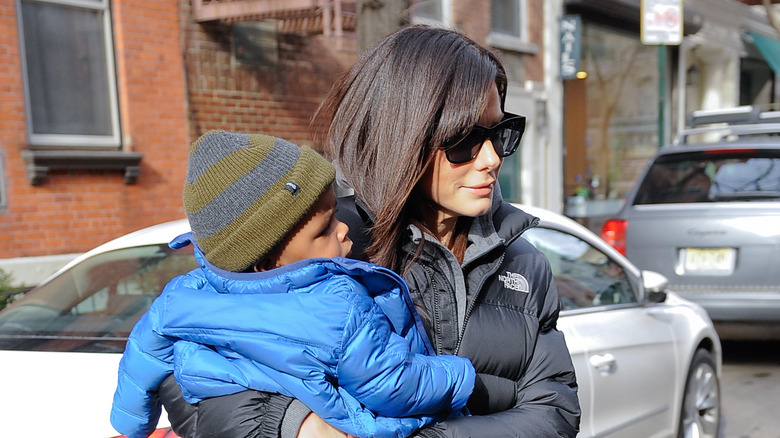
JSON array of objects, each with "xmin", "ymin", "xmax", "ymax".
[
  {"xmin": 1, "ymin": 0, "xmax": 192, "ymax": 283},
  {"xmin": 1, "ymin": 0, "xmax": 548, "ymax": 284},
  {"xmin": 1, "ymin": 0, "xmax": 777, "ymax": 284},
  {"xmin": 554, "ymin": 0, "xmax": 779, "ymax": 229}
]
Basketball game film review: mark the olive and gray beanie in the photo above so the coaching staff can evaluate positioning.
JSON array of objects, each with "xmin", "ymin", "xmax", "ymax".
[{"xmin": 183, "ymin": 130, "xmax": 335, "ymax": 272}]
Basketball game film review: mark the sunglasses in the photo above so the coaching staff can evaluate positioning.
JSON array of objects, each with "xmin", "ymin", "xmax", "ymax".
[{"xmin": 442, "ymin": 113, "xmax": 526, "ymax": 164}]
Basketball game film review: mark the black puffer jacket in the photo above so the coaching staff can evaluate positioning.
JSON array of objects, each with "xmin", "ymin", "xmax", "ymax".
[
  {"xmin": 398, "ymin": 200, "xmax": 579, "ymax": 437},
  {"xmin": 159, "ymin": 195, "xmax": 580, "ymax": 438}
]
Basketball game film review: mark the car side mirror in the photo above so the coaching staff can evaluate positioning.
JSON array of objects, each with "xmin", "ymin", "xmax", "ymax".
[{"xmin": 642, "ymin": 270, "xmax": 668, "ymax": 303}]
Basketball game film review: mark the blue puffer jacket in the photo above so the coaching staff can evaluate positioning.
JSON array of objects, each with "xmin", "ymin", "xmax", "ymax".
[{"xmin": 110, "ymin": 234, "xmax": 475, "ymax": 438}]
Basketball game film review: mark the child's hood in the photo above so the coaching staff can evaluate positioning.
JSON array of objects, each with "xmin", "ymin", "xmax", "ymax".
[{"xmin": 166, "ymin": 232, "xmax": 434, "ymax": 354}]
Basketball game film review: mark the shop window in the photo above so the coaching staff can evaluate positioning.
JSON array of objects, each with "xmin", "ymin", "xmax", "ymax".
[
  {"xmin": 739, "ymin": 57, "xmax": 775, "ymax": 107},
  {"xmin": 17, "ymin": 0, "xmax": 120, "ymax": 148},
  {"xmin": 563, "ymin": 23, "xmax": 658, "ymax": 228}
]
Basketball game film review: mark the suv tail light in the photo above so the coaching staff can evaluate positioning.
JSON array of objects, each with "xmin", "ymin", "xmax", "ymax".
[{"xmin": 600, "ymin": 219, "xmax": 627, "ymax": 255}]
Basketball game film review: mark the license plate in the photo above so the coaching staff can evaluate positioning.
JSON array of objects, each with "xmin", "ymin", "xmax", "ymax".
[{"xmin": 680, "ymin": 248, "xmax": 736, "ymax": 275}]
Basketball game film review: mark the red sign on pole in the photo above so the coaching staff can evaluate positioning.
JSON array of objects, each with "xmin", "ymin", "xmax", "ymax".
[{"xmin": 641, "ymin": 0, "xmax": 683, "ymax": 45}]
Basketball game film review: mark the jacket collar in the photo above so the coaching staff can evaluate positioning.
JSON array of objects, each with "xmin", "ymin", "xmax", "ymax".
[{"xmin": 168, "ymin": 232, "xmax": 411, "ymax": 299}]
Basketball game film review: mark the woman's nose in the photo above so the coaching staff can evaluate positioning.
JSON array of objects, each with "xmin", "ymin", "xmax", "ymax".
[{"xmin": 474, "ymin": 139, "xmax": 502, "ymax": 169}]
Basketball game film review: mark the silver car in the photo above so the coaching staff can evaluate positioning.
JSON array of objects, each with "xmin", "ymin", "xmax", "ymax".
[
  {"xmin": 0, "ymin": 206, "xmax": 722, "ymax": 438},
  {"xmin": 600, "ymin": 106, "xmax": 780, "ymax": 340},
  {"xmin": 519, "ymin": 204, "xmax": 721, "ymax": 438}
]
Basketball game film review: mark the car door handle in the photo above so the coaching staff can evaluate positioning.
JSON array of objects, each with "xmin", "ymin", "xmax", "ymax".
[{"xmin": 589, "ymin": 353, "xmax": 616, "ymax": 374}]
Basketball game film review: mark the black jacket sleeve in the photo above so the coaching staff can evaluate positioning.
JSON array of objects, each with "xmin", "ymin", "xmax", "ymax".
[
  {"xmin": 410, "ymin": 290, "xmax": 580, "ymax": 437},
  {"xmin": 409, "ymin": 329, "xmax": 579, "ymax": 438},
  {"xmin": 158, "ymin": 375, "xmax": 311, "ymax": 438},
  {"xmin": 466, "ymin": 373, "xmax": 517, "ymax": 415}
]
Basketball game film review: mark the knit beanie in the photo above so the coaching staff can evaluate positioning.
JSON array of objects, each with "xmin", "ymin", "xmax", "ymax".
[{"xmin": 183, "ymin": 130, "xmax": 335, "ymax": 272}]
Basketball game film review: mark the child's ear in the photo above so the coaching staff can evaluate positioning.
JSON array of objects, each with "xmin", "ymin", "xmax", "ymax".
[{"xmin": 252, "ymin": 258, "xmax": 274, "ymax": 272}]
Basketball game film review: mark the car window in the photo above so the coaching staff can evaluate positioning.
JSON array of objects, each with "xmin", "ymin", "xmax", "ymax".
[
  {"xmin": 0, "ymin": 244, "xmax": 198, "ymax": 353},
  {"xmin": 634, "ymin": 150, "xmax": 780, "ymax": 204},
  {"xmin": 523, "ymin": 227, "xmax": 637, "ymax": 311}
]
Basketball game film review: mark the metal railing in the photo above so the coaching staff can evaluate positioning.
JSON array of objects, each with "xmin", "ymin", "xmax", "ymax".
[{"xmin": 190, "ymin": 0, "xmax": 356, "ymax": 36}]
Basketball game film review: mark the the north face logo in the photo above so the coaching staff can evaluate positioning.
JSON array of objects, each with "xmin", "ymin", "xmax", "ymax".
[{"xmin": 498, "ymin": 271, "xmax": 530, "ymax": 293}]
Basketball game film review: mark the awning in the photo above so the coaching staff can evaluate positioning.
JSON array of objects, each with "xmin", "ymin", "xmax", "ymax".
[{"xmin": 748, "ymin": 31, "xmax": 780, "ymax": 75}]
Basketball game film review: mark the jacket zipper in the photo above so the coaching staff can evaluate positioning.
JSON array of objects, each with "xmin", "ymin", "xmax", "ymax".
[
  {"xmin": 454, "ymin": 252, "xmax": 505, "ymax": 355},
  {"xmin": 426, "ymin": 265, "xmax": 443, "ymax": 354}
]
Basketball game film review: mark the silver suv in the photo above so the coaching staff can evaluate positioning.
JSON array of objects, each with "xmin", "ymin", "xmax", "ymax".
[{"xmin": 601, "ymin": 106, "xmax": 780, "ymax": 339}]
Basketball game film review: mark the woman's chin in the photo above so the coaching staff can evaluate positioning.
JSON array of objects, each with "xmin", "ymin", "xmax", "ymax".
[{"xmin": 457, "ymin": 199, "xmax": 493, "ymax": 218}]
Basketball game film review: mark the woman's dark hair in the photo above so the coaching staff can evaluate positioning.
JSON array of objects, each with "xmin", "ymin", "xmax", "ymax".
[{"xmin": 316, "ymin": 25, "xmax": 507, "ymax": 272}]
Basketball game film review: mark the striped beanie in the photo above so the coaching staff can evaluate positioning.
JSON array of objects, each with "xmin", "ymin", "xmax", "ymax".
[{"xmin": 183, "ymin": 130, "xmax": 335, "ymax": 272}]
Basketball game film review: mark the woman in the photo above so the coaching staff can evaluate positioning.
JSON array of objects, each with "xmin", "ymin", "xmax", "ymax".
[
  {"xmin": 319, "ymin": 24, "xmax": 580, "ymax": 437},
  {"xmin": 159, "ymin": 25, "xmax": 580, "ymax": 438}
]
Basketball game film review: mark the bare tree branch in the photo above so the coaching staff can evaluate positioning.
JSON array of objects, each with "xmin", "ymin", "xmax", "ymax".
[{"xmin": 586, "ymin": 46, "xmax": 641, "ymax": 195}]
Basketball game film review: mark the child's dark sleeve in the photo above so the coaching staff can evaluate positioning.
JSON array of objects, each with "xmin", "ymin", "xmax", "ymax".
[{"xmin": 159, "ymin": 374, "xmax": 312, "ymax": 438}]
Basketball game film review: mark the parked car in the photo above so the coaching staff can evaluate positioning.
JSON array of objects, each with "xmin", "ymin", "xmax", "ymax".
[
  {"xmin": 0, "ymin": 221, "xmax": 193, "ymax": 438},
  {"xmin": 0, "ymin": 205, "xmax": 722, "ymax": 438},
  {"xmin": 518, "ymin": 204, "xmax": 721, "ymax": 438},
  {"xmin": 601, "ymin": 106, "xmax": 780, "ymax": 340}
]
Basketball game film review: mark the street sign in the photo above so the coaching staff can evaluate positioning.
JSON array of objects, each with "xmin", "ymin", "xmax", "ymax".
[
  {"xmin": 641, "ymin": 0, "xmax": 683, "ymax": 45},
  {"xmin": 560, "ymin": 15, "xmax": 581, "ymax": 80}
]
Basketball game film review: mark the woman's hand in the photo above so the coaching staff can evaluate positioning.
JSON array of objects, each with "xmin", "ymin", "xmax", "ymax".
[{"xmin": 297, "ymin": 412, "xmax": 356, "ymax": 438}]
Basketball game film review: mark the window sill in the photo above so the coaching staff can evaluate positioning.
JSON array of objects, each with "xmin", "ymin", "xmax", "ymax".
[
  {"xmin": 21, "ymin": 149, "xmax": 143, "ymax": 185},
  {"xmin": 488, "ymin": 33, "xmax": 538, "ymax": 54}
]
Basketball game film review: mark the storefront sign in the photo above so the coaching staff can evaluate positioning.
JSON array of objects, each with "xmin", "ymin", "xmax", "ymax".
[
  {"xmin": 560, "ymin": 15, "xmax": 581, "ymax": 80},
  {"xmin": 641, "ymin": 0, "xmax": 683, "ymax": 45}
]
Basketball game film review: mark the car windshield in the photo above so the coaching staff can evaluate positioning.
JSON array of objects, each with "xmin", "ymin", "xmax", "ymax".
[
  {"xmin": 523, "ymin": 227, "xmax": 637, "ymax": 310},
  {"xmin": 633, "ymin": 150, "xmax": 780, "ymax": 205},
  {"xmin": 0, "ymin": 244, "xmax": 197, "ymax": 353}
]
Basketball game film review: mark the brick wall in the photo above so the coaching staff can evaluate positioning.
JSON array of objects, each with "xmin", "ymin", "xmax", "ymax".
[
  {"xmin": 180, "ymin": 0, "xmax": 357, "ymax": 149},
  {"xmin": 0, "ymin": 0, "xmax": 542, "ymax": 270},
  {"xmin": 525, "ymin": 0, "xmax": 545, "ymax": 83},
  {"xmin": 0, "ymin": 0, "xmax": 190, "ymax": 260},
  {"xmin": 449, "ymin": 0, "xmax": 544, "ymax": 87}
]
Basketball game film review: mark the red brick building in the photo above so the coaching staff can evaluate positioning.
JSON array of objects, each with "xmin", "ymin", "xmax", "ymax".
[
  {"xmin": 0, "ymin": 0, "xmax": 547, "ymax": 285},
  {"xmin": 0, "ymin": 0, "xmax": 359, "ymax": 284},
  {"xmin": 0, "ymin": 0, "xmax": 192, "ymax": 283}
]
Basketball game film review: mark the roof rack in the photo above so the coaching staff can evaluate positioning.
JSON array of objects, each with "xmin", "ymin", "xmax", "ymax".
[
  {"xmin": 686, "ymin": 106, "xmax": 762, "ymax": 126},
  {"xmin": 675, "ymin": 106, "xmax": 780, "ymax": 145},
  {"xmin": 758, "ymin": 110, "xmax": 780, "ymax": 124}
]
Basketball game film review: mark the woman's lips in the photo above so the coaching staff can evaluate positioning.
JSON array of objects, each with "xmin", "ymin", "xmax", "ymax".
[{"xmin": 465, "ymin": 181, "xmax": 494, "ymax": 196}]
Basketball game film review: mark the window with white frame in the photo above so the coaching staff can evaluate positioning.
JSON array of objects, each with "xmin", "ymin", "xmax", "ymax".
[
  {"xmin": 17, "ymin": 0, "xmax": 120, "ymax": 148},
  {"xmin": 410, "ymin": 0, "xmax": 451, "ymax": 27},
  {"xmin": 490, "ymin": 0, "xmax": 534, "ymax": 53}
]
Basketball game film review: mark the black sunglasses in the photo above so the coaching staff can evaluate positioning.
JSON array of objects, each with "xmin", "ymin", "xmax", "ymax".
[{"xmin": 442, "ymin": 113, "xmax": 526, "ymax": 164}]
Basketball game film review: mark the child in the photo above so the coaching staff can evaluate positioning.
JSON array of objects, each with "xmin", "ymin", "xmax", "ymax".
[{"xmin": 110, "ymin": 130, "xmax": 475, "ymax": 438}]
